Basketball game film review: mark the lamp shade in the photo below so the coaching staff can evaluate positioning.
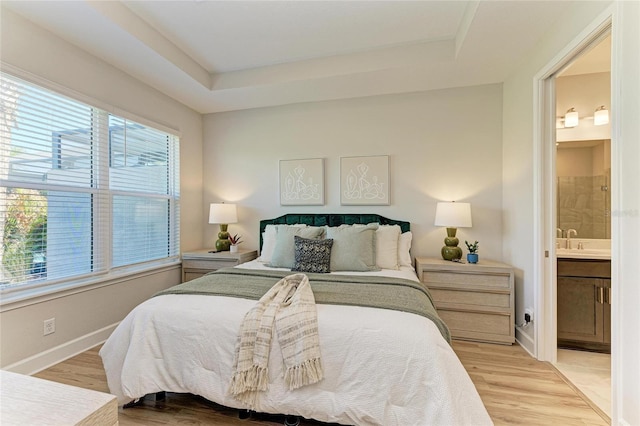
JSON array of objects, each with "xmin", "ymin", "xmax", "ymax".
[
  {"xmin": 434, "ymin": 202, "xmax": 472, "ymax": 228},
  {"xmin": 208, "ymin": 203, "xmax": 238, "ymax": 224}
]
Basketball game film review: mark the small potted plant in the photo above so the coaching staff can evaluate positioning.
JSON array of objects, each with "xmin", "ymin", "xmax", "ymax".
[
  {"xmin": 465, "ymin": 240, "xmax": 479, "ymax": 264},
  {"xmin": 228, "ymin": 234, "xmax": 243, "ymax": 253}
]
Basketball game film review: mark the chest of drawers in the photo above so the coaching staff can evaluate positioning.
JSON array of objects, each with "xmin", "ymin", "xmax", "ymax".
[{"xmin": 415, "ymin": 257, "xmax": 515, "ymax": 345}]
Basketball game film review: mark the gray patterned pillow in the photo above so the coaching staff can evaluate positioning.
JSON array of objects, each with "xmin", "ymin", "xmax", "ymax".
[{"xmin": 292, "ymin": 236, "xmax": 333, "ymax": 273}]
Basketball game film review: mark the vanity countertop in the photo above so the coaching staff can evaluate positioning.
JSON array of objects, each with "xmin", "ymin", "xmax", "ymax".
[
  {"xmin": 556, "ymin": 248, "xmax": 611, "ymax": 260},
  {"xmin": 556, "ymin": 239, "xmax": 611, "ymax": 260}
]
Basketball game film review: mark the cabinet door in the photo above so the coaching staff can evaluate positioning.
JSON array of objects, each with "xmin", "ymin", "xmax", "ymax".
[{"xmin": 557, "ymin": 277, "xmax": 604, "ymax": 343}]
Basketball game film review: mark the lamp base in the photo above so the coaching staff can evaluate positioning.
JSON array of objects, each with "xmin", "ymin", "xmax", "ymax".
[
  {"xmin": 215, "ymin": 224, "xmax": 231, "ymax": 252},
  {"xmin": 441, "ymin": 227, "xmax": 463, "ymax": 261}
]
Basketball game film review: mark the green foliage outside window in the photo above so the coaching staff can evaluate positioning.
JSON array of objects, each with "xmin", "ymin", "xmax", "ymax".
[{"xmin": 2, "ymin": 188, "xmax": 47, "ymax": 283}]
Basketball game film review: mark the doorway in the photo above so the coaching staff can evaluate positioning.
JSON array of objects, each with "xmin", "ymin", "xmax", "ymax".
[
  {"xmin": 538, "ymin": 24, "xmax": 612, "ymax": 419},
  {"xmin": 554, "ymin": 34, "xmax": 611, "ymax": 417}
]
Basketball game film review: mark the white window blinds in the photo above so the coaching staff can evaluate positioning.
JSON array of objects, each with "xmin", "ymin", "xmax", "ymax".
[
  {"xmin": 0, "ymin": 72, "xmax": 180, "ymax": 290},
  {"xmin": 108, "ymin": 115, "xmax": 180, "ymax": 267}
]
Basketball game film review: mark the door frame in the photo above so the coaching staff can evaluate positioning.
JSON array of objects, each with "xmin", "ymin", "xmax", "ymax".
[{"xmin": 532, "ymin": 12, "xmax": 613, "ymax": 363}]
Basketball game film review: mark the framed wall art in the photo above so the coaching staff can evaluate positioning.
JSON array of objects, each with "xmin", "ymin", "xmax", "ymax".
[
  {"xmin": 340, "ymin": 155, "xmax": 390, "ymax": 205},
  {"xmin": 279, "ymin": 158, "xmax": 325, "ymax": 206}
]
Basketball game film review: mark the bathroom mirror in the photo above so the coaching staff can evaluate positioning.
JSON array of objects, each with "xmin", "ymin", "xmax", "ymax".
[{"xmin": 556, "ymin": 139, "xmax": 611, "ymax": 239}]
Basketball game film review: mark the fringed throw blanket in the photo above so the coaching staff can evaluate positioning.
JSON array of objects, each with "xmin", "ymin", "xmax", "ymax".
[{"xmin": 227, "ymin": 273, "xmax": 323, "ymax": 407}]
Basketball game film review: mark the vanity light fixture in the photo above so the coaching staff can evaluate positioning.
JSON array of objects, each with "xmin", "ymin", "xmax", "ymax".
[
  {"xmin": 594, "ymin": 105, "xmax": 609, "ymax": 126},
  {"xmin": 564, "ymin": 107, "xmax": 579, "ymax": 128}
]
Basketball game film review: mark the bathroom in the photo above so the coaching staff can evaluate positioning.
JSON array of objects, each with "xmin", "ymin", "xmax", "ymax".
[{"xmin": 553, "ymin": 34, "xmax": 611, "ymax": 419}]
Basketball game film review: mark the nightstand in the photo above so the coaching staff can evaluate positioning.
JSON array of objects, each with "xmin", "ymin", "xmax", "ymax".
[
  {"xmin": 415, "ymin": 257, "xmax": 515, "ymax": 345},
  {"xmin": 181, "ymin": 249, "xmax": 258, "ymax": 282}
]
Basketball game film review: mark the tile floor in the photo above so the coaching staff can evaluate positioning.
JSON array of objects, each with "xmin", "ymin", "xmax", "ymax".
[{"xmin": 555, "ymin": 349, "xmax": 611, "ymax": 418}]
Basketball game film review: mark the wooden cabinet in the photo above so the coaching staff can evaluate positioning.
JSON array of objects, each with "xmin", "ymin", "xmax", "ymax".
[
  {"xmin": 181, "ymin": 249, "xmax": 258, "ymax": 282},
  {"xmin": 415, "ymin": 257, "xmax": 515, "ymax": 345},
  {"xmin": 557, "ymin": 259, "xmax": 611, "ymax": 352}
]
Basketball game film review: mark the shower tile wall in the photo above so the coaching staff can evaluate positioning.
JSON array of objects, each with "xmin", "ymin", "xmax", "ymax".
[{"xmin": 558, "ymin": 172, "xmax": 610, "ymax": 239}]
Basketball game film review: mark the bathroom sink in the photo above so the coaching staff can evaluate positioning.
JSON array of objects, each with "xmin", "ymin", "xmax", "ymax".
[{"xmin": 556, "ymin": 248, "xmax": 611, "ymax": 259}]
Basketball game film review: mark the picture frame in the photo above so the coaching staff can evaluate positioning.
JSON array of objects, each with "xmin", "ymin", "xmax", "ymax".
[
  {"xmin": 340, "ymin": 155, "xmax": 390, "ymax": 205},
  {"xmin": 279, "ymin": 158, "xmax": 325, "ymax": 206}
]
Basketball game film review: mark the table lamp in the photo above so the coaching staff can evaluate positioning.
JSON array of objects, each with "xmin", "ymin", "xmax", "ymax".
[
  {"xmin": 209, "ymin": 203, "xmax": 238, "ymax": 252},
  {"xmin": 434, "ymin": 201, "xmax": 472, "ymax": 261}
]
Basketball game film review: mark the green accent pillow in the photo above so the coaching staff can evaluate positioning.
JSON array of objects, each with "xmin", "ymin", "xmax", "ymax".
[
  {"xmin": 292, "ymin": 236, "xmax": 333, "ymax": 273},
  {"xmin": 326, "ymin": 224, "xmax": 380, "ymax": 272},
  {"xmin": 269, "ymin": 225, "xmax": 325, "ymax": 269}
]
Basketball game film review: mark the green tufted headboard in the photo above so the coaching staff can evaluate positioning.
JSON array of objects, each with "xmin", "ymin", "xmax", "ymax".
[{"xmin": 259, "ymin": 213, "xmax": 410, "ymax": 250}]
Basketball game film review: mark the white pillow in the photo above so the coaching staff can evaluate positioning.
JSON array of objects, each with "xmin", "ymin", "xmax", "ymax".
[
  {"xmin": 259, "ymin": 224, "xmax": 306, "ymax": 263},
  {"xmin": 398, "ymin": 231, "xmax": 413, "ymax": 267},
  {"xmin": 375, "ymin": 225, "xmax": 401, "ymax": 270},
  {"xmin": 353, "ymin": 223, "xmax": 401, "ymax": 270}
]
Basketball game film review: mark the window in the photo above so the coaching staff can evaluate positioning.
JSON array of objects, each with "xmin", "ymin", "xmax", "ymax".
[{"xmin": 0, "ymin": 72, "xmax": 180, "ymax": 293}]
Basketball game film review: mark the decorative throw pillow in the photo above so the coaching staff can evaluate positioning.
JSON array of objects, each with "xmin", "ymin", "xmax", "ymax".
[
  {"xmin": 292, "ymin": 236, "xmax": 333, "ymax": 273},
  {"xmin": 376, "ymin": 225, "xmax": 401, "ymax": 270},
  {"xmin": 269, "ymin": 225, "xmax": 325, "ymax": 268},
  {"xmin": 259, "ymin": 224, "xmax": 306, "ymax": 263},
  {"xmin": 326, "ymin": 223, "xmax": 380, "ymax": 272},
  {"xmin": 398, "ymin": 231, "xmax": 413, "ymax": 267},
  {"xmin": 351, "ymin": 223, "xmax": 400, "ymax": 270}
]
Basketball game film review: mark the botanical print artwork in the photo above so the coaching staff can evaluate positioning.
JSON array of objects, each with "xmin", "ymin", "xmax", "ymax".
[
  {"xmin": 280, "ymin": 158, "xmax": 324, "ymax": 205},
  {"xmin": 340, "ymin": 155, "xmax": 389, "ymax": 205}
]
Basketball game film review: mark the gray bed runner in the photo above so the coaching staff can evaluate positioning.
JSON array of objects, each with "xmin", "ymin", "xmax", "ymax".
[{"xmin": 156, "ymin": 267, "xmax": 450, "ymax": 343}]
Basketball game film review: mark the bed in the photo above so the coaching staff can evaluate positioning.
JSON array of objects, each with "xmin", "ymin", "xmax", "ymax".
[{"xmin": 100, "ymin": 214, "xmax": 492, "ymax": 425}]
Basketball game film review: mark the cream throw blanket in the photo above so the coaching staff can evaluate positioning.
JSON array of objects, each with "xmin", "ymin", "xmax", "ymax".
[{"xmin": 228, "ymin": 273, "xmax": 323, "ymax": 407}]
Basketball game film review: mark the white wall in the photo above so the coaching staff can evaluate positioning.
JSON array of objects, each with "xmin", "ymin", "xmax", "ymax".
[
  {"xmin": 0, "ymin": 267, "xmax": 181, "ymax": 372},
  {"xmin": 0, "ymin": 9, "xmax": 203, "ymax": 371},
  {"xmin": 503, "ymin": 1, "xmax": 640, "ymax": 424},
  {"xmin": 556, "ymin": 72, "xmax": 611, "ymax": 142},
  {"xmin": 557, "ymin": 71, "xmax": 610, "ymax": 116},
  {"xmin": 203, "ymin": 84, "xmax": 504, "ymax": 262}
]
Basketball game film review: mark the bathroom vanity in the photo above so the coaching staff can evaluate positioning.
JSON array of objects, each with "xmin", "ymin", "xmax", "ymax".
[{"xmin": 557, "ymin": 243, "xmax": 611, "ymax": 353}]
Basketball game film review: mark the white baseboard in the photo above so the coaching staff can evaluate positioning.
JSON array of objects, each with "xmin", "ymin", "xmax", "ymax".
[
  {"xmin": 515, "ymin": 325, "xmax": 536, "ymax": 358},
  {"xmin": 3, "ymin": 322, "xmax": 120, "ymax": 376}
]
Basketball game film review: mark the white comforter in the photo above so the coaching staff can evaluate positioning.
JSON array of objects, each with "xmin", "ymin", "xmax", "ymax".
[{"xmin": 100, "ymin": 261, "xmax": 492, "ymax": 425}]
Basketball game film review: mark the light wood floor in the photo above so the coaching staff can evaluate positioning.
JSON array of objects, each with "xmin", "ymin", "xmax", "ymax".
[
  {"xmin": 555, "ymin": 349, "xmax": 611, "ymax": 418},
  {"xmin": 34, "ymin": 341, "xmax": 608, "ymax": 426}
]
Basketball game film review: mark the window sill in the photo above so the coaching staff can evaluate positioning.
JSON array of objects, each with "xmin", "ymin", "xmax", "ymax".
[{"xmin": 0, "ymin": 258, "xmax": 181, "ymax": 313}]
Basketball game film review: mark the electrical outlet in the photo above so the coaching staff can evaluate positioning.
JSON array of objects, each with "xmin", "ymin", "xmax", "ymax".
[
  {"xmin": 43, "ymin": 318, "xmax": 55, "ymax": 336},
  {"xmin": 524, "ymin": 308, "xmax": 533, "ymax": 324}
]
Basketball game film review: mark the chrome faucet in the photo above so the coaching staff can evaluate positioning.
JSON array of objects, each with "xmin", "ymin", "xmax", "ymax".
[
  {"xmin": 556, "ymin": 228, "xmax": 563, "ymax": 238},
  {"xmin": 566, "ymin": 229, "xmax": 577, "ymax": 249}
]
